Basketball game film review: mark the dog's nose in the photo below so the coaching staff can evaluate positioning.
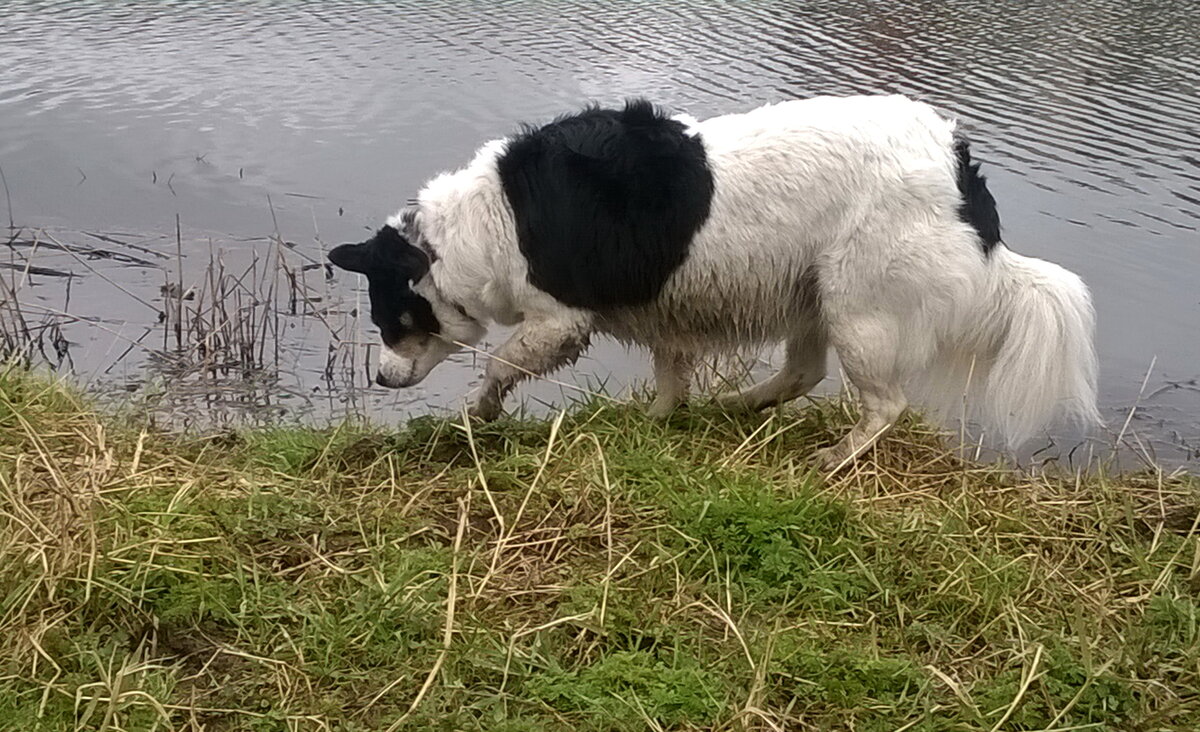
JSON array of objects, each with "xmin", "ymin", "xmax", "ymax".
[{"xmin": 375, "ymin": 372, "xmax": 389, "ymax": 387}]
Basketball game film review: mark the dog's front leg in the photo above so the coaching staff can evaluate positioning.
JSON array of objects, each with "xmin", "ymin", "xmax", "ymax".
[{"xmin": 468, "ymin": 315, "xmax": 593, "ymax": 421}]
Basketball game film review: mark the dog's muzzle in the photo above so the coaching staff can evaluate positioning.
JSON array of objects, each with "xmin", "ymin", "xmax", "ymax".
[{"xmin": 375, "ymin": 371, "xmax": 402, "ymax": 388}]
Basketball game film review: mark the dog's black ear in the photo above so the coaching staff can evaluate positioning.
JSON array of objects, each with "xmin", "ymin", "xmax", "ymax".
[
  {"xmin": 396, "ymin": 245, "xmax": 431, "ymax": 283},
  {"xmin": 328, "ymin": 242, "xmax": 371, "ymax": 274},
  {"xmin": 330, "ymin": 227, "xmax": 429, "ymax": 282},
  {"xmin": 375, "ymin": 225, "xmax": 430, "ymax": 283}
]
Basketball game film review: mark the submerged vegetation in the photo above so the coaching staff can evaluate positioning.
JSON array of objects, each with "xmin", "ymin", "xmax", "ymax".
[{"xmin": 1, "ymin": 365, "xmax": 1198, "ymax": 731}]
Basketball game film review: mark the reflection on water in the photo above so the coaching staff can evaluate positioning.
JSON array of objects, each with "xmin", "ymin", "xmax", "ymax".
[{"xmin": 1, "ymin": 0, "xmax": 1197, "ymax": 464}]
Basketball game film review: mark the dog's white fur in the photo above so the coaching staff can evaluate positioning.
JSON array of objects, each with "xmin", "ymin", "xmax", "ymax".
[{"xmin": 384, "ymin": 95, "xmax": 1100, "ymax": 466}]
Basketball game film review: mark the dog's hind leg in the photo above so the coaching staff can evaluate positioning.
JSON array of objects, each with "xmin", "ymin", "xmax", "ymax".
[
  {"xmin": 718, "ymin": 321, "xmax": 828, "ymax": 411},
  {"xmin": 817, "ymin": 314, "xmax": 908, "ymax": 470},
  {"xmin": 647, "ymin": 347, "xmax": 694, "ymax": 418},
  {"xmin": 468, "ymin": 315, "xmax": 593, "ymax": 421}
]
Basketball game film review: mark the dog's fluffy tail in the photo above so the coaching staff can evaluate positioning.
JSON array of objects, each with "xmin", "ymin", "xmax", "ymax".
[
  {"xmin": 982, "ymin": 247, "xmax": 1100, "ymax": 443},
  {"xmin": 916, "ymin": 246, "xmax": 1100, "ymax": 446}
]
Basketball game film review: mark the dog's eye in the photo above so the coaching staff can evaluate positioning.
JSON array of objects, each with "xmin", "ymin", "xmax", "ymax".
[{"xmin": 399, "ymin": 313, "xmax": 414, "ymax": 328}]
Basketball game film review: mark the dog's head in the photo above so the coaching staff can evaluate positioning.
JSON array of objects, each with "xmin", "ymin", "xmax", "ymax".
[{"xmin": 328, "ymin": 221, "xmax": 485, "ymax": 388}]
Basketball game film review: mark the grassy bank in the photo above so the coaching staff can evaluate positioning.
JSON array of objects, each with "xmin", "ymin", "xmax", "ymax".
[{"xmin": 1, "ymin": 366, "xmax": 1197, "ymax": 731}]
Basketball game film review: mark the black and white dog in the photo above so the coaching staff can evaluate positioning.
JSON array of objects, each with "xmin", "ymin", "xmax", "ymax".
[{"xmin": 329, "ymin": 95, "xmax": 1099, "ymax": 467}]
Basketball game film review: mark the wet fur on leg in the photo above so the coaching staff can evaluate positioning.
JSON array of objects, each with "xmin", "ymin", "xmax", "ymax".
[{"xmin": 469, "ymin": 317, "xmax": 593, "ymax": 421}]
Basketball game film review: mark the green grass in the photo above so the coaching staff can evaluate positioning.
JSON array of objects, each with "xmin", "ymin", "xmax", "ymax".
[{"xmin": 1, "ymin": 365, "xmax": 1198, "ymax": 731}]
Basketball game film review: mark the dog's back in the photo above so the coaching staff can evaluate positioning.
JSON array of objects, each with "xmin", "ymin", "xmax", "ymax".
[{"xmin": 601, "ymin": 95, "xmax": 974, "ymax": 349}]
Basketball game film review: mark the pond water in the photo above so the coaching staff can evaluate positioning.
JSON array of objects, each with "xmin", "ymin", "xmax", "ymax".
[{"xmin": 2, "ymin": 0, "xmax": 1197, "ymax": 467}]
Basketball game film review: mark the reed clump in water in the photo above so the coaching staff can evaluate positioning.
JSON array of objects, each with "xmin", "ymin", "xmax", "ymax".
[
  {"xmin": 1, "ymin": 365, "xmax": 1196, "ymax": 731},
  {"xmin": 2, "ymin": 217, "xmax": 370, "ymax": 425},
  {"xmin": 1, "ymin": 229, "xmax": 75, "ymax": 369}
]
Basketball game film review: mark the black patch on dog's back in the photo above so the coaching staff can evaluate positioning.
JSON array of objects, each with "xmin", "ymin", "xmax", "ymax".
[
  {"xmin": 953, "ymin": 136, "xmax": 1002, "ymax": 255},
  {"xmin": 497, "ymin": 99, "xmax": 715, "ymax": 309}
]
